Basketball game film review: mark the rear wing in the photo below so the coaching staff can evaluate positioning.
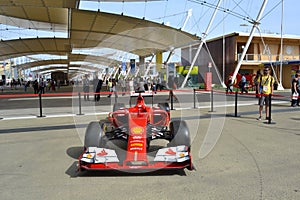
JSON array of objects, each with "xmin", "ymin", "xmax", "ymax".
[{"xmin": 129, "ymin": 90, "xmax": 154, "ymax": 106}]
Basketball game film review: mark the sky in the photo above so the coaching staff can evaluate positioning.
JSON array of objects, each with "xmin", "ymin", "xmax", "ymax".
[
  {"xmin": 80, "ymin": 0, "xmax": 300, "ymax": 39},
  {"xmin": 1, "ymin": 1, "xmax": 299, "ymax": 43},
  {"xmin": 1, "ymin": 0, "xmax": 299, "ymax": 67}
]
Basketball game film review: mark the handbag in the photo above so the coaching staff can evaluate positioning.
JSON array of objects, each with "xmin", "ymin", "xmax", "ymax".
[{"xmin": 292, "ymin": 92, "xmax": 298, "ymax": 100}]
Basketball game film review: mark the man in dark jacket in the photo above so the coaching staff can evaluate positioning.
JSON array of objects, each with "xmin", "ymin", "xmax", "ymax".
[{"xmin": 94, "ymin": 76, "xmax": 103, "ymax": 102}]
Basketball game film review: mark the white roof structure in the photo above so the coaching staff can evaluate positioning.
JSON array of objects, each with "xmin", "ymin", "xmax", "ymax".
[{"xmin": 0, "ymin": 0, "xmax": 200, "ymax": 76}]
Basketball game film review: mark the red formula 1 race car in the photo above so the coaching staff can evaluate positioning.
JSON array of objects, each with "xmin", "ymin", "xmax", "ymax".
[{"xmin": 78, "ymin": 91, "xmax": 192, "ymax": 172}]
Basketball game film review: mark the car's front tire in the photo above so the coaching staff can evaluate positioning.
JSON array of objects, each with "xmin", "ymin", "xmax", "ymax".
[
  {"xmin": 168, "ymin": 120, "xmax": 191, "ymax": 147},
  {"xmin": 84, "ymin": 121, "xmax": 105, "ymax": 149}
]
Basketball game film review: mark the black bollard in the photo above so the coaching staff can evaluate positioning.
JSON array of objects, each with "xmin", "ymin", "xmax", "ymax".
[
  {"xmin": 37, "ymin": 91, "xmax": 45, "ymax": 118},
  {"xmin": 268, "ymin": 93, "xmax": 272, "ymax": 124},
  {"xmin": 77, "ymin": 92, "xmax": 84, "ymax": 115},
  {"xmin": 226, "ymin": 91, "xmax": 240, "ymax": 117},
  {"xmin": 264, "ymin": 93, "xmax": 275, "ymax": 124},
  {"xmin": 193, "ymin": 89, "xmax": 196, "ymax": 109},
  {"xmin": 209, "ymin": 89, "xmax": 215, "ymax": 112},
  {"xmin": 234, "ymin": 91, "xmax": 239, "ymax": 117},
  {"xmin": 170, "ymin": 90, "xmax": 174, "ymax": 110}
]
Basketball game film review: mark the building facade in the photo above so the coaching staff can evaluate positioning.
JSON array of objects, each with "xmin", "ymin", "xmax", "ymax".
[{"xmin": 181, "ymin": 32, "xmax": 300, "ymax": 89}]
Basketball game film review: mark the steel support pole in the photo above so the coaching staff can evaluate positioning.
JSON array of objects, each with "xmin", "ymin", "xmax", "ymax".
[
  {"xmin": 180, "ymin": 0, "xmax": 223, "ymax": 88},
  {"xmin": 231, "ymin": 0, "xmax": 268, "ymax": 83}
]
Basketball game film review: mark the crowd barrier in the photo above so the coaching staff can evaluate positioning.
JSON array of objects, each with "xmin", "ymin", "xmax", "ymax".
[
  {"xmin": 0, "ymin": 89, "xmax": 298, "ymax": 123},
  {"xmin": 193, "ymin": 88, "xmax": 298, "ymax": 124}
]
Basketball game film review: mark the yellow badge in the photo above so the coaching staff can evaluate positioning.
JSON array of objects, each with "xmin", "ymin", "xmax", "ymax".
[{"xmin": 131, "ymin": 126, "xmax": 144, "ymax": 134}]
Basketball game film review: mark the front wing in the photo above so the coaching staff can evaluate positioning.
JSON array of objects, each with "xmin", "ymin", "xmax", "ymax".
[{"xmin": 78, "ymin": 145, "xmax": 192, "ymax": 171}]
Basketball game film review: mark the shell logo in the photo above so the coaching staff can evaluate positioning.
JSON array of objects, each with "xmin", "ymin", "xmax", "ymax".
[
  {"xmin": 87, "ymin": 154, "xmax": 93, "ymax": 159},
  {"xmin": 131, "ymin": 126, "xmax": 144, "ymax": 134}
]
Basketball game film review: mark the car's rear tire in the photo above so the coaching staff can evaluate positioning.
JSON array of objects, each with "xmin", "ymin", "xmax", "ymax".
[
  {"xmin": 113, "ymin": 103, "xmax": 125, "ymax": 112},
  {"xmin": 168, "ymin": 120, "xmax": 191, "ymax": 147},
  {"xmin": 84, "ymin": 121, "xmax": 105, "ymax": 149}
]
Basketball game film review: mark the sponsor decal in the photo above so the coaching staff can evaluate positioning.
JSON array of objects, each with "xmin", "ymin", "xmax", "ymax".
[
  {"xmin": 96, "ymin": 149, "xmax": 108, "ymax": 156},
  {"xmin": 86, "ymin": 154, "xmax": 93, "ymax": 159},
  {"xmin": 129, "ymin": 147, "xmax": 143, "ymax": 151},
  {"xmin": 179, "ymin": 152, "xmax": 185, "ymax": 157},
  {"xmin": 130, "ymin": 143, "xmax": 143, "ymax": 147},
  {"xmin": 165, "ymin": 148, "xmax": 176, "ymax": 155},
  {"xmin": 131, "ymin": 126, "xmax": 144, "ymax": 134},
  {"xmin": 132, "ymin": 136, "xmax": 142, "ymax": 139},
  {"xmin": 130, "ymin": 140, "xmax": 143, "ymax": 143}
]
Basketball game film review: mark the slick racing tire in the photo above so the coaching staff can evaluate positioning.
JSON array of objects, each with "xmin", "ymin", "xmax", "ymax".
[
  {"xmin": 84, "ymin": 121, "xmax": 105, "ymax": 149},
  {"xmin": 113, "ymin": 103, "xmax": 125, "ymax": 112},
  {"xmin": 168, "ymin": 120, "xmax": 191, "ymax": 148}
]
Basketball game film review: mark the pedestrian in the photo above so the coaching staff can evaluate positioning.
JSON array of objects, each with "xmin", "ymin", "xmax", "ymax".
[
  {"xmin": 253, "ymin": 70, "xmax": 261, "ymax": 98},
  {"xmin": 143, "ymin": 77, "xmax": 149, "ymax": 91},
  {"xmin": 107, "ymin": 78, "xmax": 113, "ymax": 97},
  {"xmin": 51, "ymin": 80, "xmax": 56, "ymax": 91},
  {"xmin": 167, "ymin": 76, "xmax": 178, "ymax": 101},
  {"xmin": 94, "ymin": 76, "xmax": 103, "ymax": 102},
  {"xmin": 226, "ymin": 75, "xmax": 233, "ymax": 93},
  {"xmin": 152, "ymin": 77, "xmax": 157, "ymax": 94},
  {"xmin": 93, "ymin": 75, "xmax": 99, "ymax": 101},
  {"xmin": 33, "ymin": 80, "xmax": 39, "ymax": 94},
  {"xmin": 129, "ymin": 78, "xmax": 134, "ymax": 92},
  {"xmin": 239, "ymin": 74, "xmax": 248, "ymax": 93},
  {"xmin": 107, "ymin": 79, "xmax": 118, "ymax": 99},
  {"xmin": 24, "ymin": 81, "xmax": 30, "ymax": 92},
  {"xmin": 257, "ymin": 66, "xmax": 275, "ymax": 120},
  {"xmin": 291, "ymin": 71, "xmax": 299, "ymax": 107},
  {"xmin": 0, "ymin": 79, "xmax": 4, "ymax": 92},
  {"xmin": 83, "ymin": 75, "xmax": 90, "ymax": 101},
  {"xmin": 297, "ymin": 70, "xmax": 300, "ymax": 106},
  {"xmin": 119, "ymin": 77, "xmax": 126, "ymax": 96},
  {"xmin": 39, "ymin": 78, "xmax": 45, "ymax": 94},
  {"xmin": 57, "ymin": 79, "xmax": 61, "ymax": 90},
  {"xmin": 156, "ymin": 76, "xmax": 162, "ymax": 91}
]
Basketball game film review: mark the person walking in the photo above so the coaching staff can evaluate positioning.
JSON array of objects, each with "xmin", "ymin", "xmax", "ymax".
[
  {"xmin": 83, "ymin": 75, "xmax": 90, "ymax": 101},
  {"xmin": 93, "ymin": 75, "xmax": 99, "ymax": 101},
  {"xmin": 167, "ymin": 75, "xmax": 178, "ymax": 101},
  {"xmin": 254, "ymin": 70, "xmax": 261, "ymax": 98},
  {"xmin": 95, "ymin": 76, "xmax": 103, "ymax": 102},
  {"xmin": 226, "ymin": 75, "xmax": 233, "ymax": 93},
  {"xmin": 0, "ymin": 79, "xmax": 4, "ymax": 92},
  {"xmin": 107, "ymin": 79, "xmax": 118, "ymax": 99},
  {"xmin": 156, "ymin": 76, "xmax": 162, "ymax": 91},
  {"xmin": 257, "ymin": 66, "xmax": 274, "ymax": 120},
  {"xmin": 297, "ymin": 70, "xmax": 300, "ymax": 106},
  {"xmin": 33, "ymin": 79, "xmax": 39, "ymax": 94},
  {"xmin": 291, "ymin": 71, "xmax": 299, "ymax": 107},
  {"xmin": 107, "ymin": 79, "xmax": 113, "ymax": 97},
  {"xmin": 24, "ymin": 80, "xmax": 30, "ymax": 92},
  {"xmin": 240, "ymin": 74, "xmax": 248, "ymax": 93},
  {"xmin": 39, "ymin": 78, "xmax": 45, "ymax": 94},
  {"xmin": 152, "ymin": 77, "xmax": 157, "ymax": 94},
  {"xmin": 119, "ymin": 77, "xmax": 126, "ymax": 96}
]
